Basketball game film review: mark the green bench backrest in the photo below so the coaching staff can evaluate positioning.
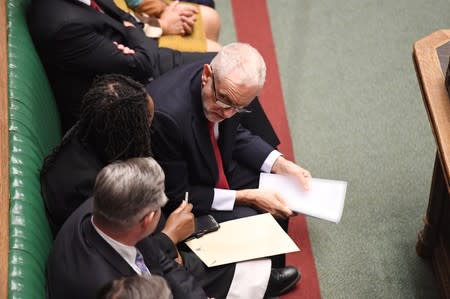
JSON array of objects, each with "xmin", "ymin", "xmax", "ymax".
[{"xmin": 8, "ymin": 0, "xmax": 62, "ymax": 298}]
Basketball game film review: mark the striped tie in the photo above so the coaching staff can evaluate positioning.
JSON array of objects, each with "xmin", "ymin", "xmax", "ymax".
[{"xmin": 135, "ymin": 249, "xmax": 151, "ymax": 275}]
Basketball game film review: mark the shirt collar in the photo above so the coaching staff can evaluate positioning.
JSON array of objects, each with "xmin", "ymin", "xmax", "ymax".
[
  {"xmin": 91, "ymin": 217, "xmax": 139, "ymax": 272},
  {"xmin": 78, "ymin": 0, "xmax": 91, "ymax": 6}
]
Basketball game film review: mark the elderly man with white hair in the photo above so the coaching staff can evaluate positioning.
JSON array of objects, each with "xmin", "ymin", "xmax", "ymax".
[{"xmin": 149, "ymin": 42, "xmax": 311, "ymax": 297}]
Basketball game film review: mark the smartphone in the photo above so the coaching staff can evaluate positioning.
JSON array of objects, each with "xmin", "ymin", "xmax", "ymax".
[{"xmin": 190, "ymin": 215, "xmax": 220, "ymax": 239}]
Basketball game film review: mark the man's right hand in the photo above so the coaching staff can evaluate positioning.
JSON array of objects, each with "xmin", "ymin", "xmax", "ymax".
[
  {"xmin": 236, "ymin": 189, "xmax": 293, "ymax": 218},
  {"xmin": 161, "ymin": 200, "xmax": 195, "ymax": 244}
]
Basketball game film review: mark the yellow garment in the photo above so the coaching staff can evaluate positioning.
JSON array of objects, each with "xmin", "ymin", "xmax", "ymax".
[{"xmin": 114, "ymin": 0, "xmax": 207, "ymax": 52}]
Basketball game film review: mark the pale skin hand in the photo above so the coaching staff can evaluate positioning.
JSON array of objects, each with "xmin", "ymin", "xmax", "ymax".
[
  {"xmin": 161, "ymin": 200, "xmax": 195, "ymax": 245},
  {"xmin": 113, "ymin": 41, "xmax": 135, "ymax": 55},
  {"xmin": 235, "ymin": 156, "xmax": 311, "ymax": 219},
  {"xmin": 271, "ymin": 156, "xmax": 312, "ymax": 190},
  {"xmin": 236, "ymin": 189, "xmax": 293, "ymax": 218},
  {"xmin": 113, "ymin": 21, "xmax": 136, "ymax": 55},
  {"xmin": 122, "ymin": 20, "xmax": 135, "ymax": 28},
  {"xmin": 159, "ymin": 1, "xmax": 187, "ymax": 35},
  {"xmin": 174, "ymin": 3, "xmax": 197, "ymax": 35}
]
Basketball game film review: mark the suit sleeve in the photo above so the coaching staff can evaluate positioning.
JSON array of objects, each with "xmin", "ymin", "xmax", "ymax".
[
  {"xmin": 152, "ymin": 112, "xmax": 215, "ymax": 215},
  {"xmin": 139, "ymin": 240, "xmax": 207, "ymax": 299},
  {"xmin": 151, "ymin": 232, "xmax": 178, "ymax": 260},
  {"xmin": 232, "ymin": 124, "xmax": 275, "ymax": 169},
  {"xmin": 52, "ymin": 21, "xmax": 160, "ymax": 82}
]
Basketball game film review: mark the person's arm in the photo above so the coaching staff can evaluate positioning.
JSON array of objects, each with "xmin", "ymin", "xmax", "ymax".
[
  {"xmin": 157, "ymin": 250, "xmax": 208, "ymax": 298},
  {"xmin": 130, "ymin": 0, "xmax": 196, "ymax": 35},
  {"xmin": 271, "ymin": 155, "xmax": 312, "ymax": 190},
  {"xmin": 160, "ymin": 201, "xmax": 195, "ymax": 244},
  {"xmin": 52, "ymin": 20, "xmax": 159, "ymax": 82},
  {"xmin": 151, "ymin": 200, "xmax": 195, "ymax": 264},
  {"xmin": 230, "ymin": 124, "xmax": 297, "ymax": 218},
  {"xmin": 138, "ymin": 240, "xmax": 207, "ymax": 299},
  {"xmin": 233, "ymin": 154, "xmax": 311, "ymax": 218}
]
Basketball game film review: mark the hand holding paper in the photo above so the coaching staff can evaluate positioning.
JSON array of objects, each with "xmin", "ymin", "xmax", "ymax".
[
  {"xmin": 271, "ymin": 156, "xmax": 312, "ymax": 191},
  {"xmin": 235, "ymin": 189, "xmax": 293, "ymax": 218},
  {"xmin": 259, "ymin": 173, "xmax": 347, "ymax": 223}
]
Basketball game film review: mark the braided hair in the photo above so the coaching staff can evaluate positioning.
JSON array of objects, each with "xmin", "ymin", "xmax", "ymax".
[
  {"xmin": 41, "ymin": 74, "xmax": 152, "ymax": 176},
  {"xmin": 78, "ymin": 74, "xmax": 153, "ymax": 162}
]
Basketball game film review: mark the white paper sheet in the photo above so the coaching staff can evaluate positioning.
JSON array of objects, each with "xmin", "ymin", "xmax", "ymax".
[{"xmin": 259, "ymin": 173, "xmax": 347, "ymax": 223}]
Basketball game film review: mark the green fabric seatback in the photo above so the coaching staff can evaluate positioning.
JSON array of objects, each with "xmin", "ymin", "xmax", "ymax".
[{"xmin": 8, "ymin": 0, "xmax": 62, "ymax": 298}]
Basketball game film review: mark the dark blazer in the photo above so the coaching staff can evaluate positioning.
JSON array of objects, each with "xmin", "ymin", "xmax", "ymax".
[
  {"xmin": 46, "ymin": 198, "xmax": 207, "ymax": 299},
  {"xmin": 148, "ymin": 62, "xmax": 275, "ymax": 215},
  {"xmin": 40, "ymin": 134, "xmax": 235, "ymax": 298},
  {"xmin": 40, "ymin": 134, "xmax": 103, "ymax": 234},
  {"xmin": 27, "ymin": 0, "xmax": 204, "ymax": 132}
]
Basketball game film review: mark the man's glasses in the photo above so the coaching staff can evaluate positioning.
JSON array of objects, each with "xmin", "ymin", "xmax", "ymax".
[{"xmin": 211, "ymin": 69, "xmax": 251, "ymax": 114}]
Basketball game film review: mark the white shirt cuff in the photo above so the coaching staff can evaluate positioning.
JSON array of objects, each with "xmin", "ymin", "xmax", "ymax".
[
  {"xmin": 211, "ymin": 188, "xmax": 237, "ymax": 211},
  {"xmin": 226, "ymin": 258, "xmax": 272, "ymax": 299},
  {"xmin": 260, "ymin": 150, "xmax": 283, "ymax": 173}
]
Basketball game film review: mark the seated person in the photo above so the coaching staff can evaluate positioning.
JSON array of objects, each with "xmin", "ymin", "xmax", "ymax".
[
  {"xmin": 148, "ymin": 43, "xmax": 312, "ymax": 267},
  {"xmin": 27, "ymin": 0, "xmax": 275, "ymax": 143},
  {"xmin": 41, "ymin": 74, "xmax": 301, "ymax": 298},
  {"xmin": 115, "ymin": 0, "xmax": 221, "ymax": 52},
  {"xmin": 27, "ymin": 0, "xmax": 216, "ymax": 132},
  {"xmin": 97, "ymin": 275, "xmax": 173, "ymax": 299},
  {"xmin": 46, "ymin": 157, "xmax": 208, "ymax": 299}
]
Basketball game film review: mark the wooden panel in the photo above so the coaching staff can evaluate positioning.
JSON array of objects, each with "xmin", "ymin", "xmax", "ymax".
[
  {"xmin": 413, "ymin": 29, "xmax": 450, "ymax": 298},
  {"xmin": 0, "ymin": 0, "xmax": 9, "ymax": 297},
  {"xmin": 413, "ymin": 29, "xmax": 450, "ymax": 193}
]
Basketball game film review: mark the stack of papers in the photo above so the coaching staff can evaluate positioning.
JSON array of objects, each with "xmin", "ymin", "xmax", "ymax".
[{"xmin": 259, "ymin": 173, "xmax": 347, "ymax": 223}]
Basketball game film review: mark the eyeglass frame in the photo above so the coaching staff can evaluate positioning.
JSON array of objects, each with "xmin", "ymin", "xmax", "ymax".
[{"xmin": 210, "ymin": 66, "xmax": 252, "ymax": 114}]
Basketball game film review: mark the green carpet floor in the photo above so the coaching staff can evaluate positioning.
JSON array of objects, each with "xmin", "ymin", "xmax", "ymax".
[{"xmin": 216, "ymin": 1, "xmax": 447, "ymax": 297}]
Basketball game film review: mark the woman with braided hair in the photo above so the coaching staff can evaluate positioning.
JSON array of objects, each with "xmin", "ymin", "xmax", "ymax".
[
  {"xmin": 41, "ymin": 74, "xmax": 154, "ymax": 234},
  {"xmin": 41, "ymin": 73, "xmax": 237, "ymax": 298}
]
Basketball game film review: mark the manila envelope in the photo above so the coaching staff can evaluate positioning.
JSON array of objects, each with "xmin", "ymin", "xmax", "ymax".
[{"xmin": 185, "ymin": 213, "xmax": 299, "ymax": 267}]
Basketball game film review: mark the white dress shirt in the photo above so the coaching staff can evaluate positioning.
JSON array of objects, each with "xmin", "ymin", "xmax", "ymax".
[{"xmin": 210, "ymin": 122, "xmax": 283, "ymax": 211}]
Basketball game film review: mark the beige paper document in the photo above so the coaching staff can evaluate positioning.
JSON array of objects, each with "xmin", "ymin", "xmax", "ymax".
[
  {"xmin": 259, "ymin": 173, "xmax": 347, "ymax": 223},
  {"xmin": 185, "ymin": 213, "xmax": 299, "ymax": 267}
]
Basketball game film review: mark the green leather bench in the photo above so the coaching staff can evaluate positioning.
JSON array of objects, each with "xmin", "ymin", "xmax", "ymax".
[{"xmin": 5, "ymin": 0, "xmax": 62, "ymax": 297}]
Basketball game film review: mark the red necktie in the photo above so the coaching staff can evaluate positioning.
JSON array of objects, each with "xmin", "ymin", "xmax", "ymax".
[
  {"xmin": 90, "ymin": 0, "xmax": 102, "ymax": 12},
  {"xmin": 208, "ymin": 122, "xmax": 229, "ymax": 189}
]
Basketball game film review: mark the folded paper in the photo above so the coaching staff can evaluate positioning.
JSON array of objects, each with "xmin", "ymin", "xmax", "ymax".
[{"xmin": 259, "ymin": 173, "xmax": 347, "ymax": 223}]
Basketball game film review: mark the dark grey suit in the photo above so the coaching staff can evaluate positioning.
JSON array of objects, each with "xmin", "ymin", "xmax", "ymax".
[
  {"xmin": 27, "ymin": 0, "xmax": 214, "ymax": 132},
  {"xmin": 41, "ymin": 135, "xmax": 235, "ymax": 298},
  {"xmin": 46, "ymin": 198, "xmax": 208, "ymax": 299}
]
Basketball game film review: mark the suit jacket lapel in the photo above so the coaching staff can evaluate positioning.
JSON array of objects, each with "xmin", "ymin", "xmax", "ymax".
[
  {"xmin": 189, "ymin": 72, "xmax": 218, "ymax": 180},
  {"xmin": 218, "ymin": 119, "xmax": 236, "ymax": 167},
  {"xmin": 192, "ymin": 112, "xmax": 217, "ymax": 180},
  {"xmin": 88, "ymin": 0, "xmax": 139, "ymax": 29},
  {"xmin": 82, "ymin": 216, "xmax": 136, "ymax": 276}
]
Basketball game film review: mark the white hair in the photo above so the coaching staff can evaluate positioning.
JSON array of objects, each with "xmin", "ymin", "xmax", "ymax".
[
  {"xmin": 210, "ymin": 43, "xmax": 266, "ymax": 88},
  {"xmin": 93, "ymin": 157, "xmax": 168, "ymax": 228}
]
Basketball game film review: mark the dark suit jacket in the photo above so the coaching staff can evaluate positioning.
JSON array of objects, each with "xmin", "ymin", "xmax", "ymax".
[
  {"xmin": 147, "ymin": 62, "xmax": 275, "ymax": 215},
  {"xmin": 27, "ymin": 0, "xmax": 189, "ymax": 132},
  {"xmin": 40, "ymin": 133, "xmax": 235, "ymax": 298},
  {"xmin": 46, "ymin": 198, "xmax": 207, "ymax": 299}
]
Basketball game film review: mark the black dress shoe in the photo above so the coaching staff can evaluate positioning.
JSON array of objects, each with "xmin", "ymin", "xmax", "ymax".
[{"xmin": 264, "ymin": 266, "xmax": 301, "ymax": 298}]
